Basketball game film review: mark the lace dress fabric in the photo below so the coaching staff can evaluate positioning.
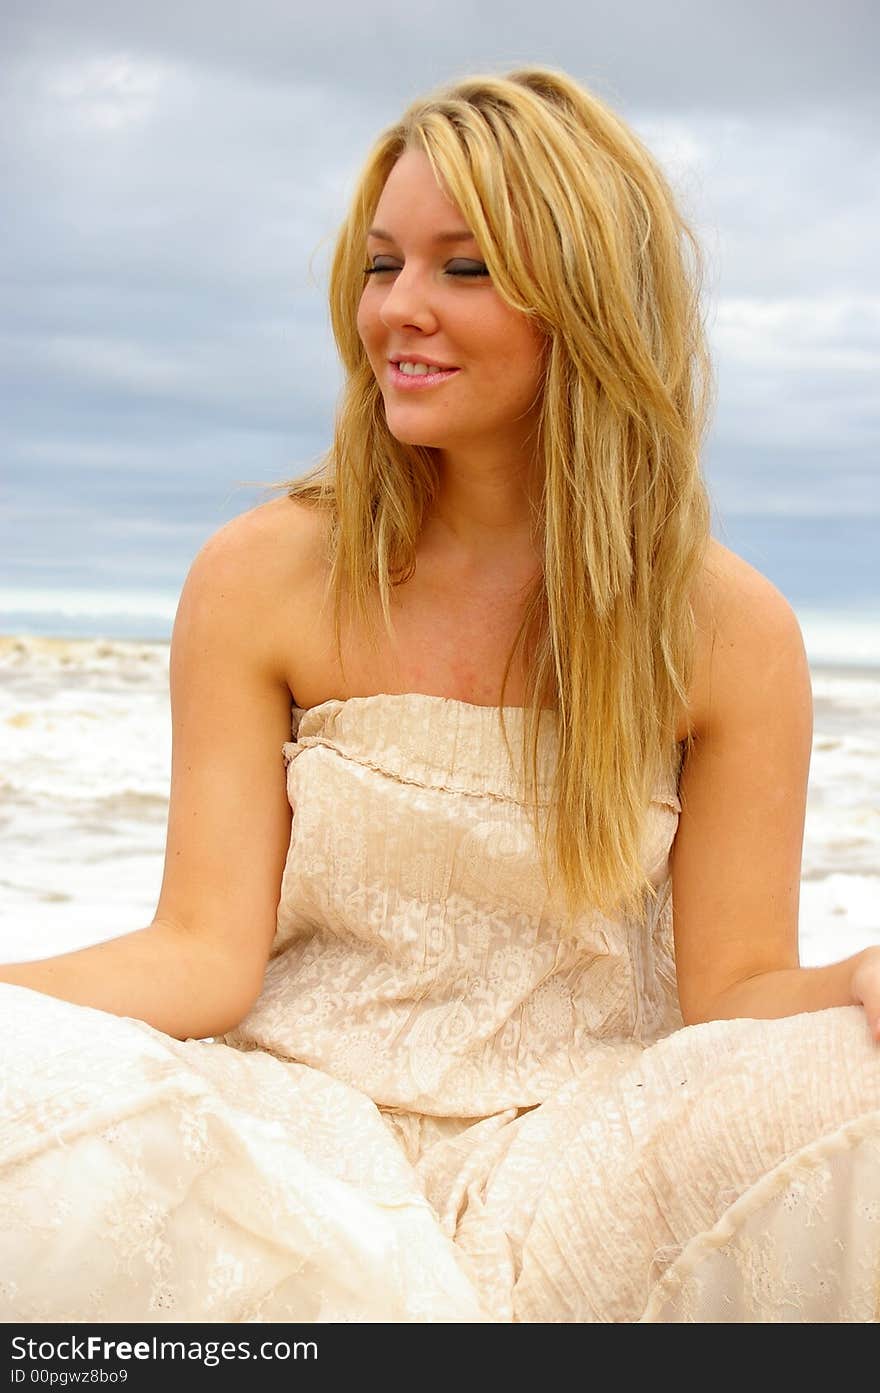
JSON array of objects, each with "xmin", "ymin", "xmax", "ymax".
[{"xmin": 1, "ymin": 693, "xmax": 879, "ymax": 1322}]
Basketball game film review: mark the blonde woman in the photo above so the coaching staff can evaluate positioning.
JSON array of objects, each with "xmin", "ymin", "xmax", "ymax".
[{"xmin": 2, "ymin": 66, "xmax": 879, "ymax": 1324}]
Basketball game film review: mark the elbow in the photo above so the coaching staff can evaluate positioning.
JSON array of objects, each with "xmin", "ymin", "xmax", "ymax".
[
  {"xmin": 678, "ymin": 1003, "xmax": 713, "ymax": 1028},
  {"xmin": 188, "ymin": 963, "xmax": 265, "ymax": 1042},
  {"xmin": 210, "ymin": 990, "xmax": 259, "ymax": 1040},
  {"xmin": 677, "ymin": 984, "xmax": 738, "ymax": 1028},
  {"xmin": 179, "ymin": 999, "xmax": 255, "ymax": 1043},
  {"xmin": 676, "ymin": 987, "xmax": 711, "ymax": 1028},
  {"xmin": 216, "ymin": 967, "xmax": 265, "ymax": 1037}
]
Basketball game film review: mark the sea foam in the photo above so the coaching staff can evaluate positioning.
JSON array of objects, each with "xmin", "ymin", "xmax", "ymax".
[{"xmin": 1, "ymin": 633, "xmax": 878, "ymax": 970}]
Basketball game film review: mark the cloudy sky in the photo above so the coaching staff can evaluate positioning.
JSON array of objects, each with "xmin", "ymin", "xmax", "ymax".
[{"xmin": 2, "ymin": 0, "xmax": 878, "ymax": 604}]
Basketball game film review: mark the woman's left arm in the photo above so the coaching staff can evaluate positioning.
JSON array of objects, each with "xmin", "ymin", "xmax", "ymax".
[{"xmin": 671, "ymin": 545, "xmax": 880, "ymax": 1040}]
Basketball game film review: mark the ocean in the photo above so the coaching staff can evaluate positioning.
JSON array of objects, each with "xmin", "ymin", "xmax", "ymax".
[
  {"xmin": 1, "ymin": 616, "xmax": 878, "ymax": 973},
  {"xmin": 1, "ymin": 509, "xmax": 877, "ymax": 970}
]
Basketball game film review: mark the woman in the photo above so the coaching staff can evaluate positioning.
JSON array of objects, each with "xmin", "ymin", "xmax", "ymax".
[{"xmin": 2, "ymin": 65, "xmax": 879, "ymax": 1324}]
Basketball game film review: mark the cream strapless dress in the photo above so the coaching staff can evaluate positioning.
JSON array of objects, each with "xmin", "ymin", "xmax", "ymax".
[{"xmin": 2, "ymin": 694, "xmax": 879, "ymax": 1322}]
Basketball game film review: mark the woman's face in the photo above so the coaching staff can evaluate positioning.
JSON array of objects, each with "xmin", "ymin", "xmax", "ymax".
[{"xmin": 356, "ymin": 148, "xmax": 546, "ymax": 457}]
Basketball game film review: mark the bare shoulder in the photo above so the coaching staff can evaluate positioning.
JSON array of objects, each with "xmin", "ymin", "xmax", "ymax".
[
  {"xmin": 181, "ymin": 495, "xmax": 329, "ymax": 681},
  {"xmin": 696, "ymin": 536, "xmax": 799, "ymax": 626},
  {"xmin": 687, "ymin": 537, "xmax": 811, "ymax": 737},
  {"xmin": 191, "ymin": 494, "xmax": 327, "ymax": 589}
]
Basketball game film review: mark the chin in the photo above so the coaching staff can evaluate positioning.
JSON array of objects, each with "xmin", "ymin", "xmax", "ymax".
[{"xmin": 384, "ymin": 420, "xmax": 448, "ymax": 450}]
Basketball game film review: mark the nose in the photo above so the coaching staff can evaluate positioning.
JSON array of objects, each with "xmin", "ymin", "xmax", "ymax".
[{"xmin": 377, "ymin": 266, "xmax": 440, "ymax": 334}]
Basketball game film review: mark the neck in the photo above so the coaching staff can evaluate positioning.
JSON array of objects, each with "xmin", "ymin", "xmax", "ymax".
[{"xmin": 426, "ymin": 444, "xmax": 543, "ymax": 564}]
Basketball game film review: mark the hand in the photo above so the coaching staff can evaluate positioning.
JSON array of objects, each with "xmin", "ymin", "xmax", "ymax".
[{"xmin": 850, "ymin": 946, "xmax": 880, "ymax": 1042}]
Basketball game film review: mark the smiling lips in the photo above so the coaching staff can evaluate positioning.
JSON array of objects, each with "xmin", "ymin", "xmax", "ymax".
[{"xmin": 388, "ymin": 360, "xmax": 461, "ymax": 389}]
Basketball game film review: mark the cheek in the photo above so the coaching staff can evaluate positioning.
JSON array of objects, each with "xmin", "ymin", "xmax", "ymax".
[
  {"xmin": 487, "ymin": 308, "xmax": 543, "ymax": 363},
  {"xmin": 355, "ymin": 298, "xmax": 369, "ymax": 346},
  {"xmin": 356, "ymin": 293, "xmax": 381, "ymax": 352},
  {"xmin": 488, "ymin": 323, "xmax": 545, "ymax": 393},
  {"xmin": 513, "ymin": 327, "xmax": 547, "ymax": 394}
]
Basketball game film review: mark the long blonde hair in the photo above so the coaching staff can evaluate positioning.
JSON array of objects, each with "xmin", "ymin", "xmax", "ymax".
[{"xmin": 262, "ymin": 64, "xmax": 714, "ymax": 925}]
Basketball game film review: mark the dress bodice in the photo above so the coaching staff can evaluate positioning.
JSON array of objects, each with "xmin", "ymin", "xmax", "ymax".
[{"xmin": 224, "ymin": 694, "xmax": 684, "ymax": 1114}]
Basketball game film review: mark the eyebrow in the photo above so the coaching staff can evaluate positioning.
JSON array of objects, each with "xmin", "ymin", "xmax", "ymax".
[{"xmin": 366, "ymin": 227, "xmax": 478, "ymax": 244}]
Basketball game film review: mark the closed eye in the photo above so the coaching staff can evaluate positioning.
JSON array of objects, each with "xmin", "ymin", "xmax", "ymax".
[{"xmin": 362, "ymin": 260, "xmax": 490, "ymax": 279}]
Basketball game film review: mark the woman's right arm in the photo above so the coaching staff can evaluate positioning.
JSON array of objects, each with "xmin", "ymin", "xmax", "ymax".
[{"xmin": 0, "ymin": 504, "xmax": 301, "ymax": 1041}]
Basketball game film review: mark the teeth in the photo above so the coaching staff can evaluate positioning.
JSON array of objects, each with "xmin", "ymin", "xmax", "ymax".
[{"xmin": 397, "ymin": 361, "xmax": 447, "ymax": 375}]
